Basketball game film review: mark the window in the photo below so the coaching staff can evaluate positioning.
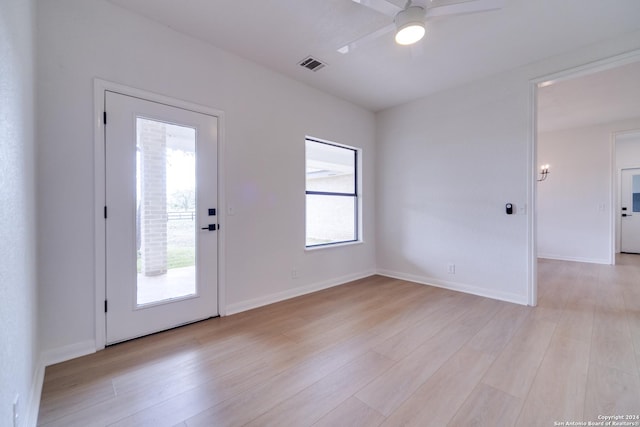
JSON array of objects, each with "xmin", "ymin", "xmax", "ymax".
[{"xmin": 305, "ymin": 138, "xmax": 359, "ymax": 247}]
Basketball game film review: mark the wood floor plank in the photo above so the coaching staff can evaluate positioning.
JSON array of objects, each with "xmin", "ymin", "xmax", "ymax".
[
  {"xmin": 447, "ymin": 383, "xmax": 523, "ymax": 427},
  {"xmin": 41, "ymin": 334, "xmax": 300, "ymax": 427},
  {"xmin": 380, "ymin": 346, "xmax": 495, "ymax": 427},
  {"xmin": 481, "ymin": 316, "xmax": 556, "ymax": 398},
  {"xmin": 39, "ymin": 258, "xmax": 640, "ymax": 427},
  {"xmin": 583, "ymin": 363, "xmax": 640, "ymax": 421},
  {"xmin": 244, "ymin": 351, "xmax": 394, "ymax": 427},
  {"xmin": 361, "ymin": 287, "xmax": 462, "ymax": 342},
  {"xmin": 553, "ymin": 278, "xmax": 596, "ymax": 343},
  {"xmin": 42, "ymin": 335, "xmax": 202, "ymax": 394},
  {"xmin": 356, "ymin": 297, "xmax": 500, "ymax": 416},
  {"xmin": 286, "ymin": 284, "xmax": 437, "ymax": 353},
  {"xmin": 591, "ymin": 276, "xmax": 637, "ymax": 375},
  {"xmin": 281, "ymin": 281, "xmax": 428, "ymax": 345},
  {"xmin": 312, "ymin": 397, "xmax": 385, "ymax": 427},
  {"xmin": 109, "ymin": 337, "xmax": 333, "ymax": 427},
  {"xmin": 39, "ymin": 340, "xmax": 203, "ymax": 425},
  {"xmin": 182, "ymin": 328, "xmax": 389, "ymax": 427},
  {"xmin": 110, "ymin": 332, "xmax": 295, "ymax": 397},
  {"xmin": 108, "ymin": 358, "xmax": 275, "ymax": 427},
  {"xmin": 292, "ymin": 279, "xmax": 406, "ymax": 324},
  {"xmin": 372, "ymin": 291, "xmax": 474, "ymax": 361},
  {"xmin": 623, "ymin": 282, "xmax": 640, "ymax": 357},
  {"xmin": 38, "ymin": 380, "xmax": 115, "ymax": 425},
  {"xmin": 515, "ymin": 333, "xmax": 590, "ymax": 426},
  {"xmin": 467, "ymin": 301, "xmax": 531, "ymax": 357},
  {"xmin": 531, "ymin": 276, "xmax": 572, "ymax": 324},
  {"xmin": 627, "ymin": 312, "xmax": 640, "ymax": 359}
]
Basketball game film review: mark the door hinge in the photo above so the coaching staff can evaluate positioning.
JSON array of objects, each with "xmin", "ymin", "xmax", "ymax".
[
  {"xmin": 104, "ymin": 300, "xmax": 108, "ymax": 313},
  {"xmin": 103, "ymin": 111, "xmax": 107, "ymax": 125},
  {"xmin": 104, "ymin": 206, "xmax": 107, "ymax": 219}
]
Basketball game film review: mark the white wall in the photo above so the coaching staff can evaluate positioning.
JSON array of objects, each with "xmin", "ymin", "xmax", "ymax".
[
  {"xmin": 538, "ymin": 118, "xmax": 640, "ymax": 264},
  {"xmin": 375, "ymin": 72, "xmax": 532, "ymax": 303},
  {"xmin": 617, "ymin": 130, "xmax": 640, "ymax": 167},
  {"xmin": 615, "ymin": 129, "xmax": 640, "ymax": 251},
  {"xmin": 376, "ymin": 32, "xmax": 640, "ymax": 305},
  {"xmin": 37, "ymin": 0, "xmax": 375, "ymax": 359},
  {"xmin": 0, "ymin": 0, "xmax": 41, "ymax": 425}
]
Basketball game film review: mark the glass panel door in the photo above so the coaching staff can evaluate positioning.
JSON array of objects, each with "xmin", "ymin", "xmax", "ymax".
[{"xmin": 105, "ymin": 91, "xmax": 218, "ymax": 344}]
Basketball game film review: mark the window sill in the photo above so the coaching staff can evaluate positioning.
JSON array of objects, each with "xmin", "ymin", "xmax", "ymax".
[{"xmin": 305, "ymin": 240, "xmax": 364, "ymax": 252}]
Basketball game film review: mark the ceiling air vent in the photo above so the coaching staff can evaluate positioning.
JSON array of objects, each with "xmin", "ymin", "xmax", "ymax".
[{"xmin": 299, "ymin": 56, "xmax": 326, "ymax": 72}]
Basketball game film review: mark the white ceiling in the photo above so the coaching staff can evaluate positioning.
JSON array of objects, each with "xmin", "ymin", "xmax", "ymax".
[
  {"xmin": 106, "ymin": 0, "xmax": 640, "ymax": 112},
  {"xmin": 538, "ymin": 60, "xmax": 640, "ymax": 133}
]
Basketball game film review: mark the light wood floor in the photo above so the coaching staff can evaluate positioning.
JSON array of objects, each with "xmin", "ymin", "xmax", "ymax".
[{"xmin": 38, "ymin": 257, "xmax": 640, "ymax": 426}]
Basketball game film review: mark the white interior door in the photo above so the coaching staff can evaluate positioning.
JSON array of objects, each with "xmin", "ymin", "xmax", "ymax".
[
  {"xmin": 105, "ymin": 91, "xmax": 218, "ymax": 344},
  {"xmin": 621, "ymin": 167, "xmax": 640, "ymax": 254}
]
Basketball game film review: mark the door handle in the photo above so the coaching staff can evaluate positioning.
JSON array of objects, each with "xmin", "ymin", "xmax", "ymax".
[
  {"xmin": 622, "ymin": 214, "xmax": 632, "ymax": 217},
  {"xmin": 201, "ymin": 224, "xmax": 218, "ymax": 231}
]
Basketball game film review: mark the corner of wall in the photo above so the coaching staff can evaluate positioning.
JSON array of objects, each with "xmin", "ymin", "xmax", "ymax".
[
  {"xmin": 25, "ymin": 355, "xmax": 46, "ymax": 427},
  {"xmin": 41, "ymin": 340, "xmax": 97, "ymax": 368}
]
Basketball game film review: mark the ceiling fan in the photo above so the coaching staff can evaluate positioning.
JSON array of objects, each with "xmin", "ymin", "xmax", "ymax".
[{"xmin": 338, "ymin": 0, "xmax": 504, "ymax": 54}]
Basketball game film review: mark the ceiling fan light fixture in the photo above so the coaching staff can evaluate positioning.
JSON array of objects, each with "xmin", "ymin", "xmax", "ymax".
[
  {"xmin": 395, "ymin": 24, "xmax": 425, "ymax": 45},
  {"xmin": 394, "ymin": 5, "xmax": 425, "ymax": 45}
]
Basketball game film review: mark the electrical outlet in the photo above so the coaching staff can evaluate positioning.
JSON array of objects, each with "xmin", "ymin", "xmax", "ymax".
[
  {"xmin": 447, "ymin": 263, "xmax": 455, "ymax": 274},
  {"xmin": 291, "ymin": 269, "xmax": 298, "ymax": 279},
  {"xmin": 13, "ymin": 395, "xmax": 19, "ymax": 427}
]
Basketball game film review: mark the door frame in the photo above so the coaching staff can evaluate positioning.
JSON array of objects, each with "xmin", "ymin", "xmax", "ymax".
[
  {"xmin": 617, "ymin": 162, "xmax": 640, "ymax": 253},
  {"xmin": 93, "ymin": 79, "xmax": 227, "ymax": 350},
  {"xmin": 528, "ymin": 48, "xmax": 640, "ymax": 305}
]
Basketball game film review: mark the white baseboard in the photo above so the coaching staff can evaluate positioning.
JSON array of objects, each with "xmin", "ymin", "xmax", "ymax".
[
  {"xmin": 537, "ymin": 254, "xmax": 611, "ymax": 265},
  {"xmin": 376, "ymin": 269, "xmax": 528, "ymax": 306},
  {"xmin": 25, "ymin": 356, "xmax": 46, "ymax": 427},
  {"xmin": 25, "ymin": 339, "xmax": 95, "ymax": 427},
  {"xmin": 224, "ymin": 270, "xmax": 377, "ymax": 315},
  {"xmin": 42, "ymin": 339, "xmax": 96, "ymax": 367}
]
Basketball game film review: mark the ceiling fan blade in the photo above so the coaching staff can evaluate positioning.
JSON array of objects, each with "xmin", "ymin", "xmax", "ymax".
[
  {"xmin": 337, "ymin": 23, "xmax": 396, "ymax": 54},
  {"xmin": 351, "ymin": 0, "xmax": 402, "ymax": 17},
  {"xmin": 425, "ymin": 0, "xmax": 504, "ymax": 18}
]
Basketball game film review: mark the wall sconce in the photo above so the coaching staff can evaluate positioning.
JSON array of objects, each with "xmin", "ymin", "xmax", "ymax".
[{"xmin": 538, "ymin": 164, "xmax": 550, "ymax": 182}]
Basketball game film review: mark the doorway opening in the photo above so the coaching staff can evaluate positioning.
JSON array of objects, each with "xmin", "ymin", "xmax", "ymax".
[
  {"xmin": 531, "ymin": 50, "xmax": 640, "ymax": 304},
  {"xmin": 616, "ymin": 131, "xmax": 640, "ymax": 255}
]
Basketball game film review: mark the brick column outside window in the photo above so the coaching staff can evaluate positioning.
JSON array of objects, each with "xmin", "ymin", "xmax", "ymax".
[{"xmin": 139, "ymin": 119, "xmax": 168, "ymax": 276}]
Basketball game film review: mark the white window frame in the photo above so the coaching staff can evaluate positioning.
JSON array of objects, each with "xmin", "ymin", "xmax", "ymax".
[{"xmin": 305, "ymin": 137, "xmax": 361, "ymax": 249}]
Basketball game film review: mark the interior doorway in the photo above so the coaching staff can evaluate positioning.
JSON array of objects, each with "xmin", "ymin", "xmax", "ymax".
[
  {"xmin": 615, "ymin": 130, "xmax": 640, "ymax": 255},
  {"xmin": 530, "ymin": 50, "xmax": 640, "ymax": 305},
  {"xmin": 536, "ymin": 60, "xmax": 640, "ymax": 266}
]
